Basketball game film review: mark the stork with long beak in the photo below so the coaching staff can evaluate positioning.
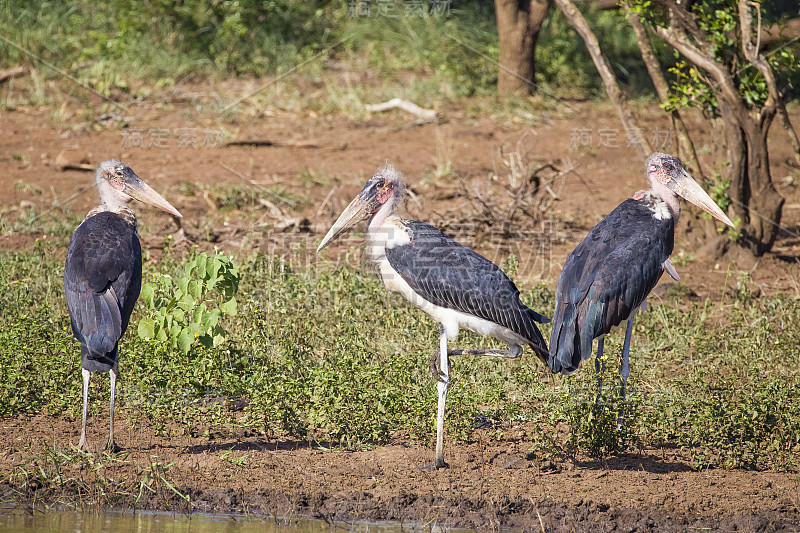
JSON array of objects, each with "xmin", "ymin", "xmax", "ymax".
[
  {"xmin": 318, "ymin": 165, "xmax": 550, "ymax": 468},
  {"xmin": 548, "ymin": 152, "xmax": 735, "ymax": 414},
  {"xmin": 64, "ymin": 160, "xmax": 182, "ymax": 452}
]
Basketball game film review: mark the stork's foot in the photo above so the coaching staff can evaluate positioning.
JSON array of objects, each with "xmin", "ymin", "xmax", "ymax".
[
  {"xmin": 429, "ymin": 349, "xmax": 446, "ymax": 382},
  {"xmin": 416, "ymin": 460, "xmax": 449, "ymax": 471},
  {"xmin": 105, "ymin": 439, "xmax": 123, "ymax": 454},
  {"xmin": 78, "ymin": 438, "xmax": 92, "ymax": 454},
  {"xmin": 426, "ymin": 457, "xmax": 449, "ymax": 470},
  {"xmin": 433, "ymin": 458, "xmax": 449, "ymax": 469}
]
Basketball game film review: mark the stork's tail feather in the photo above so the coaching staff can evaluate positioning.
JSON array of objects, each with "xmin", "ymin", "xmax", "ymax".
[
  {"xmin": 522, "ymin": 308, "xmax": 550, "ymax": 367},
  {"xmin": 547, "ymin": 303, "xmax": 584, "ymax": 375},
  {"xmin": 80, "ymin": 345, "xmax": 118, "ymax": 372},
  {"xmin": 548, "ymin": 325, "xmax": 588, "ymax": 375},
  {"xmin": 530, "ymin": 309, "xmax": 551, "ymax": 324},
  {"xmin": 529, "ymin": 340, "xmax": 550, "ymax": 367}
]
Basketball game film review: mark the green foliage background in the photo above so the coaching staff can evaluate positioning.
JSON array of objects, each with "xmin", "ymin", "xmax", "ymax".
[{"xmin": 0, "ymin": 0, "xmax": 686, "ymax": 100}]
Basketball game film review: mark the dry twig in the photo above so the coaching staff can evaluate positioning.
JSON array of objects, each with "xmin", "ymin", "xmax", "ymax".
[
  {"xmin": 0, "ymin": 66, "xmax": 28, "ymax": 84},
  {"xmin": 364, "ymin": 98, "xmax": 440, "ymax": 122}
]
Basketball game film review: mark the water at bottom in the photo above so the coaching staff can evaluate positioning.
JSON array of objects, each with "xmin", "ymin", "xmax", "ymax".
[{"xmin": 0, "ymin": 509, "xmax": 411, "ymax": 533}]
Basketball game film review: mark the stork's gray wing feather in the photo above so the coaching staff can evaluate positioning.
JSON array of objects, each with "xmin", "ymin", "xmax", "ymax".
[{"xmin": 385, "ymin": 221, "xmax": 549, "ymax": 359}]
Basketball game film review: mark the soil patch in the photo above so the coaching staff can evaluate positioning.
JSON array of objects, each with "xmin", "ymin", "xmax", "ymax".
[{"xmin": 2, "ymin": 414, "xmax": 800, "ymax": 532}]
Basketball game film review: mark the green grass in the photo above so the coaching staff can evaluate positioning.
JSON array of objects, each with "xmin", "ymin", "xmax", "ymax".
[{"xmin": 1, "ymin": 243, "xmax": 799, "ymax": 470}]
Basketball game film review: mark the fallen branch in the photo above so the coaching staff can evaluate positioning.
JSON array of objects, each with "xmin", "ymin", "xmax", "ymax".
[
  {"xmin": 315, "ymin": 185, "xmax": 339, "ymax": 219},
  {"xmin": 224, "ymin": 139, "xmax": 325, "ymax": 149},
  {"xmin": 219, "ymin": 162, "xmax": 288, "ymax": 219},
  {"xmin": 55, "ymin": 149, "xmax": 93, "ymax": 172},
  {"xmin": 0, "ymin": 66, "xmax": 28, "ymax": 84},
  {"xmin": 219, "ymin": 162, "xmax": 267, "ymax": 191},
  {"xmin": 364, "ymin": 98, "xmax": 439, "ymax": 121}
]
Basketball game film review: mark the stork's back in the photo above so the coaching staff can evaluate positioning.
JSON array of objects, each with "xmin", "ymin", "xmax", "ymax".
[{"xmin": 548, "ymin": 197, "xmax": 675, "ymax": 374}]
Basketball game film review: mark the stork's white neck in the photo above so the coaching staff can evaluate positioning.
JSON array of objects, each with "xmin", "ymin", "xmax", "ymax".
[{"xmin": 366, "ymin": 214, "xmax": 410, "ymax": 262}]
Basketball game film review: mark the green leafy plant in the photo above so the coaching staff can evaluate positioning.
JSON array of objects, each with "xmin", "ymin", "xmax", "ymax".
[{"xmin": 138, "ymin": 251, "xmax": 239, "ymax": 354}]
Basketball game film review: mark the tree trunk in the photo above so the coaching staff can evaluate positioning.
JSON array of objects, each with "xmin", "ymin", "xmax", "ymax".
[
  {"xmin": 717, "ymin": 97, "xmax": 749, "ymax": 226},
  {"xmin": 715, "ymin": 91, "xmax": 783, "ymax": 255},
  {"xmin": 651, "ymin": 18, "xmax": 784, "ymax": 256},
  {"xmin": 495, "ymin": 0, "xmax": 553, "ymax": 95},
  {"xmin": 743, "ymin": 113, "xmax": 783, "ymax": 254}
]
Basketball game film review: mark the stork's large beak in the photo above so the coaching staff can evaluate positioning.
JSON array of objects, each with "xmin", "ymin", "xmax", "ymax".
[
  {"xmin": 124, "ymin": 174, "xmax": 183, "ymax": 218},
  {"xmin": 669, "ymin": 169, "xmax": 735, "ymax": 227},
  {"xmin": 317, "ymin": 184, "xmax": 380, "ymax": 252}
]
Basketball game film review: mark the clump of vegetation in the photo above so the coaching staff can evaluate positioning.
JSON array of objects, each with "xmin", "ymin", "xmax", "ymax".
[
  {"xmin": 7, "ymin": 436, "xmax": 190, "ymax": 509},
  {"xmin": 1, "ymin": 242, "xmax": 799, "ymax": 470}
]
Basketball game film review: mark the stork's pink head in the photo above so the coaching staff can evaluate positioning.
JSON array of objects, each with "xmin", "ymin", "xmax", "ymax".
[
  {"xmin": 646, "ymin": 152, "xmax": 684, "ymax": 186},
  {"xmin": 316, "ymin": 164, "xmax": 403, "ymax": 252},
  {"xmin": 96, "ymin": 160, "xmax": 182, "ymax": 218},
  {"xmin": 644, "ymin": 152, "xmax": 733, "ymax": 227}
]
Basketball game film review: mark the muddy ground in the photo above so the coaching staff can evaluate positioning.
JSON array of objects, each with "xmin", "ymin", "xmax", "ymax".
[{"xmin": 1, "ymin": 83, "xmax": 800, "ymax": 531}]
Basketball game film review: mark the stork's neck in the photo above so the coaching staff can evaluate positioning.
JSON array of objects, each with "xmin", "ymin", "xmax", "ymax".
[
  {"xmin": 367, "ymin": 188, "xmax": 401, "ymax": 232},
  {"xmin": 96, "ymin": 177, "xmax": 132, "ymax": 214},
  {"xmin": 650, "ymin": 176, "xmax": 681, "ymax": 221},
  {"xmin": 86, "ymin": 204, "xmax": 138, "ymax": 228},
  {"xmin": 365, "ymin": 182, "xmax": 406, "ymax": 264}
]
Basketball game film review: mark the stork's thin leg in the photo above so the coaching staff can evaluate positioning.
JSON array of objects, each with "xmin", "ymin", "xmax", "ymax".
[
  {"xmin": 595, "ymin": 336, "xmax": 606, "ymax": 404},
  {"xmin": 106, "ymin": 364, "xmax": 119, "ymax": 452},
  {"xmin": 78, "ymin": 368, "xmax": 91, "ymax": 452},
  {"xmin": 620, "ymin": 315, "xmax": 635, "ymax": 402},
  {"xmin": 448, "ymin": 345, "xmax": 523, "ymax": 359},
  {"xmin": 434, "ymin": 325, "xmax": 450, "ymax": 469},
  {"xmin": 432, "ymin": 346, "xmax": 522, "ymax": 380},
  {"xmin": 617, "ymin": 309, "xmax": 638, "ymax": 429}
]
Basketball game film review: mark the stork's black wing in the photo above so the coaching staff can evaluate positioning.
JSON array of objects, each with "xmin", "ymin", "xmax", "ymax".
[
  {"xmin": 548, "ymin": 197, "xmax": 675, "ymax": 374},
  {"xmin": 64, "ymin": 212, "xmax": 142, "ymax": 370},
  {"xmin": 384, "ymin": 221, "xmax": 549, "ymax": 359}
]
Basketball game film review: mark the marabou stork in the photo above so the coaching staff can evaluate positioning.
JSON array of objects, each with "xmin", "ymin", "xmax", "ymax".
[
  {"xmin": 317, "ymin": 165, "xmax": 550, "ymax": 468},
  {"xmin": 65, "ymin": 160, "xmax": 181, "ymax": 452},
  {"xmin": 548, "ymin": 152, "xmax": 734, "ymax": 404}
]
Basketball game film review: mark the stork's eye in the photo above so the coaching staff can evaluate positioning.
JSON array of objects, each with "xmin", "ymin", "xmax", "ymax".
[{"xmin": 374, "ymin": 178, "xmax": 386, "ymax": 189}]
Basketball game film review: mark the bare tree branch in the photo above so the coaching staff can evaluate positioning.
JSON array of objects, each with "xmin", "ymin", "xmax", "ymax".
[
  {"xmin": 554, "ymin": 0, "xmax": 653, "ymax": 157},
  {"xmin": 660, "ymin": 0, "xmax": 709, "ymax": 48},
  {"xmin": 0, "ymin": 66, "xmax": 28, "ymax": 84}
]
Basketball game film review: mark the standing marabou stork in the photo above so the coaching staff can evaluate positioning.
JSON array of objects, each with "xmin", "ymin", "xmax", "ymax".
[
  {"xmin": 65, "ymin": 160, "xmax": 181, "ymax": 452},
  {"xmin": 317, "ymin": 165, "xmax": 550, "ymax": 468},
  {"xmin": 548, "ymin": 153, "xmax": 734, "ymax": 405}
]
